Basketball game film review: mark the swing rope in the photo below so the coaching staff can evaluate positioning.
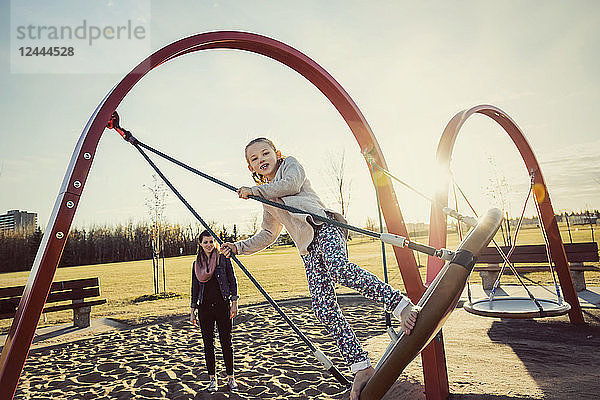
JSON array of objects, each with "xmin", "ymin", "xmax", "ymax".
[
  {"xmin": 361, "ymin": 150, "xmax": 476, "ymax": 313},
  {"xmin": 531, "ymin": 179, "xmax": 563, "ymax": 303},
  {"xmin": 107, "ymin": 113, "xmax": 350, "ymax": 386},
  {"xmin": 448, "ymin": 170, "xmax": 480, "ymax": 220},
  {"xmin": 368, "ymin": 162, "xmax": 393, "ymax": 331},
  {"xmin": 451, "ymin": 180, "xmax": 474, "ymax": 304},
  {"xmin": 361, "ymin": 142, "xmax": 568, "ymax": 319},
  {"xmin": 451, "ymin": 170, "xmax": 566, "ymax": 316},
  {"xmin": 361, "ymin": 149, "xmax": 559, "ymax": 316},
  {"xmin": 362, "ymin": 150, "xmax": 478, "ymax": 229},
  {"xmin": 106, "ymin": 111, "xmax": 472, "ymax": 382},
  {"xmin": 362, "ymin": 153, "xmax": 470, "ymax": 331},
  {"xmin": 361, "ymin": 150, "xmax": 521, "ymax": 280},
  {"xmin": 447, "ymin": 173, "xmax": 524, "ymax": 280},
  {"xmin": 484, "ymin": 173, "xmax": 544, "ymax": 313},
  {"xmin": 450, "ymin": 172, "xmax": 546, "ymax": 311},
  {"xmin": 362, "ymin": 150, "xmax": 434, "ymax": 203},
  {"xmin": 107, "ymin": 112, "xmax": 457, "ymax": 262},
  {"xmin": 488, "ymin": 178, "xmax": 533, "ymax": 295}
]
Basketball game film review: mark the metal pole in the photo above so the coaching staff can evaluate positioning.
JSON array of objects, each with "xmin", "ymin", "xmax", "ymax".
[
  {"xmin": 587, "ymin": 211, "xmax": 595, "ymax": 242},
  {"xmin": 564, "ymin": 212, "xmax": 573, "ymax": 243},
  {"xmin": 162, "ymin": 246, "xmax": 166, "ymax": 293}
]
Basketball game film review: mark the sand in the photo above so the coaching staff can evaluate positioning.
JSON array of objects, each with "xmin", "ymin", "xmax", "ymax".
[{"xmin": 9, "ymin": 296, "xmax": 600, "ymax": 399}]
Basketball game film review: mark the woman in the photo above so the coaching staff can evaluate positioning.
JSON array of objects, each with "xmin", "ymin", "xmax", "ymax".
[{"xmin": 191, "ymin": 230, "xmax": 239, "ymax": 392}]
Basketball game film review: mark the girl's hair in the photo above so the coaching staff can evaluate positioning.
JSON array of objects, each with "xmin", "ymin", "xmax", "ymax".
[
  {"xmin": 196, "ymin": 229, "xmax": 217, "ymax": 263},
  {"xmin": 245, "ymin": 137, "xmax": 285, "ymax": 185}
]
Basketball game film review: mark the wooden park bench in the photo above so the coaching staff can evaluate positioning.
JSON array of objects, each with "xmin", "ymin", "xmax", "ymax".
[
  {"xmin": 0, "ymin": 277, "xmax": 107, "ymax": 328},
  {"xmin": 473, "ymin": 242, "xmax": 599, "ymax": 291}
]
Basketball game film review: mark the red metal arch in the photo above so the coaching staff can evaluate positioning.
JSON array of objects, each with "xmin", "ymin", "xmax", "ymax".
[
  {"xmin": 1, "ymin": 31, "xmax": 452, "ymax": 399},
  {"xmin": 426, "ymin": 104, "xmax": 584, "ymax": 324}
]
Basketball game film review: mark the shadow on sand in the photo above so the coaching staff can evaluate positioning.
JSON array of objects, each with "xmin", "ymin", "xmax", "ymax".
[{"xmin": 485, "ymin": 310, "xmax": 600, "ymax": 400}]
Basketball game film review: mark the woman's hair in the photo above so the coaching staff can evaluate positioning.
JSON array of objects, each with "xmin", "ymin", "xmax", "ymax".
[
  {"xmin": 196, "ymin": 229, "xmax": 217, "ymax": 263},
  {"xmin": 245, "ymin": 137, "xmax": 285, "ymax": 185}
]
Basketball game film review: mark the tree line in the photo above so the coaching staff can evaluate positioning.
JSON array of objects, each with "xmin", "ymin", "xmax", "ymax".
[{"xmin": 0, "ymin": 222, "xmax": 241, "ymax": 273}]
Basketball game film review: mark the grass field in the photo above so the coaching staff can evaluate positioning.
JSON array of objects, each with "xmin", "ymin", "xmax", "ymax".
[{"xmin": 1, "ymin": 223, "xmax": 598, "ymax": 333}]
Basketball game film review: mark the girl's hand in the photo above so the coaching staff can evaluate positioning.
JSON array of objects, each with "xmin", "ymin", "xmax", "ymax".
[
  {"xmin": 221, "ymin": 243, "xmax": 238, "ymax": 258},
  {"xmin": 230, "ymin": 301, "xmax": 238, "ymax": 319},
  {"xmin": 190, "ymin": 308, "xmax": 198, "ymax": 327},
  {"xmin": 237, "ymin": 186, "xmax": 253, "ymax": 199}
]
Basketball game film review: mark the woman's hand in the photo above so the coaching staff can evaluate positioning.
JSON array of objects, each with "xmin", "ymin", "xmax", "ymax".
[
  {"xmin": 221, "ymin": 243, "xmax": 238, "ymax": 258},
  {"xmin": 190, "ymin": 308, "xmax": 198, "ymax": 327},
  {"xmin": 230, "ymin": 301, "xmax": 238, "ymax": 319},
  {"xmin": 237, "ymin": 186, "xmax": 253, "ymax": 199}
]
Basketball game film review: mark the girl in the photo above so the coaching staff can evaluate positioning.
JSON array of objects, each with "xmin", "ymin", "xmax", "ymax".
[
  {"xmin": 221, "ymin": 138, "xmax": 418, "ymax": 399},
  {"xmin": 191, "ymin": 230, "xmax": 239, "ymax": 392}
]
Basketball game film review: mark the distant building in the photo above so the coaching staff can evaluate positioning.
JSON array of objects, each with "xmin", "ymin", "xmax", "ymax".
[{"xmin": 0, "ymin": 210, "xmax": 37, "ymax": 233}]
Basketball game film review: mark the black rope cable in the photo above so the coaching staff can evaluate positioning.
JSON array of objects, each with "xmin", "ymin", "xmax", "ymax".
[
  {"xmin": 451, "ymin": 171, "xmax": 546, "ymax": 315},
  {"xmin": 487, "ymin": 174, "xmax": 545, "ymax": 315},
  {"xmin": 362, "ymin": 151, "xmax": 532, "ymax": 293},
  {"xmin": 363, "ymin": 152, "xmax": 435, "ymax": 203},
  {"xmin": 137, "ymin": 139, "xmax": 382, "ymax": 239},
  {"xmin": 104, "ymin": 112, "xmax": 492, "ymax": 382},
  {"xmin": 128, "ymin": 139, "xmax": 351, "ymax": 386},
  {"xmin": 107, "ymin": 114, "xmax": 350, "ymax": 384},
  {"xmin": 519, "ymin": 273, "xmax": 558, "ymax": 295},
  {"xmin": 532, "ymin": 181, "xmax": 563, "ymax": 303},
  {"xmin": 368, "ymin": 163, "xmax": 392, "ymax": 329},
  {"xmin": 105, "ymin": 112, "xmax": 480, "ymax": 384},
  {"xmin": 362, "ymin": 138, "xmax": 565, "ymax": 318},
  {"xmin": 359, "ymin": 155, "xmax": 490, "ymax": 267},
  {"xmin": 489, "ymin": 176, "xmax": 535, "ymax": 295},
  {"xmin": 107, "ymin": 112, "xmax": 453, "ymax": 261},
  {"xmin": 453, "ymin": 183, "xmax": 464, "ymax": 240},
  {"xmin": 448, "ymin": 170, "xmax": 479, "ymax": 220},
  {"xmin": 451, "ymin": 180, "xmax": 474, "ymax": 304},
  {"xmin": 450, "ymin": 172, "xmax": 528, "ymax": 279}
]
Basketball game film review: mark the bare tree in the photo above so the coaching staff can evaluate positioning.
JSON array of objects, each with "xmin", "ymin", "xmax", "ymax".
[
  {"xmin": 247, "ymin": 213, "xmax": 260, "ymax": 237},
  {"xmin": 144, "ymin": 174, "xmax": 169, "ymax": 294},
  {"xmin": 484, "ymin": 156, "xmax": 511, "ymax": 214},
  {"xmin": 484, "ymin": 156, "xmax": 512, "ymax": 246},
  {"xmin": 327, "ymin": 149, "xmax": 352, "ymax": 218},
  {"xmin": 364, "ymin": 217, "xmax": 377, "ymax": 241}
]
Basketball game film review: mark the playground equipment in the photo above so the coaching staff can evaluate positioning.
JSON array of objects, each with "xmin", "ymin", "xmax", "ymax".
[
  {"xmin": 0, "ymin": 31, "xmax": 584, "ymax": 400},
  {"xmin": 360, "ymin": 208, "xmax": 502, "ymax": 400},
  {"xmin": 462, "ymin": 171, "xmax": 571, "ymax": 319},
  {"xmin": 426, "ymin": 104, "xmax": 583, "ymax": 326}
]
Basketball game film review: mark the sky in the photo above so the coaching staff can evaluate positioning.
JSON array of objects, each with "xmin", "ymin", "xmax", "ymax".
[{"xmin": 1, "ymin": 1, "xmax": 599, "ymax": 236}]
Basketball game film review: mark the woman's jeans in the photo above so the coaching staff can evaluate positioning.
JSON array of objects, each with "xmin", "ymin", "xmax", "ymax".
[{"xmin": 198, "ymin": 298, "xmax": 233, "ymax": 376}]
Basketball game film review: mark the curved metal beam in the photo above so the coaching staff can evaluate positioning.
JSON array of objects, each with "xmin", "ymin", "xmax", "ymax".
[
  {"xmin": 0, "ymin": 31, "xmax": 433, "ymax": 398},
  {"xmin": 426, "ymin": 104, "xmax": 584, "ymax": 324},
  {"xmin": 362, "ymin": 208, "xmax": 503, "ymax": 400}
]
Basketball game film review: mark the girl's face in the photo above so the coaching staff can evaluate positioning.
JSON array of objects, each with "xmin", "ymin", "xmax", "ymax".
[
  {"xmin": 246, "ymin": 141, "xmax": 280, "ymax": 180},
  {"xmin": 200, "ymin": 235, "xmax": 215, "ymax": 254}
]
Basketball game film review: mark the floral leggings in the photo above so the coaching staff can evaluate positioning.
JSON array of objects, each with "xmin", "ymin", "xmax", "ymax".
[{"xmin": 301, "ymin": 222, "xmax": 406, "ymax": 371}]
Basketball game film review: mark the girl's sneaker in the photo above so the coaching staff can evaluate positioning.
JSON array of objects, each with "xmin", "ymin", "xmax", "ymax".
[
  {"xmin": 207, "ymin": 377, "xmax": 217, "ymax": 392},
  {"xmin": 227, "ymin": 377, "xmax": 239, "ymax": 391}
]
